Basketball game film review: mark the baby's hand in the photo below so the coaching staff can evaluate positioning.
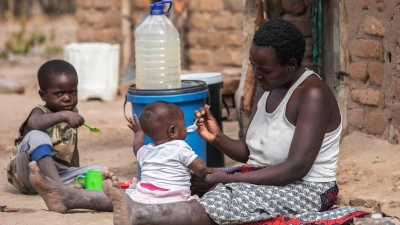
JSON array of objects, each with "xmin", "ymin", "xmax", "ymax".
[{"xmin": 128, "ymin": 114, "xmax": 142, "ymax": 133}]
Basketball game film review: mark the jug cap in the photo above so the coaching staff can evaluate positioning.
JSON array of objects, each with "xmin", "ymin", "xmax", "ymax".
[{"xmin": 150, "ymin": 0, "xmax": 172, "ymax": 15}]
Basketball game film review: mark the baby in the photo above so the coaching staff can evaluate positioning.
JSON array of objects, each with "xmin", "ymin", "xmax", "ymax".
[{"xmin": 128, "ymin": 101, "xmax": 207, "ymax": 204}]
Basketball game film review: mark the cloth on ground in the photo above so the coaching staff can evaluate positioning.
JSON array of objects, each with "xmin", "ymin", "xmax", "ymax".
[{"xmin": 198, "ymin": 165, "xmax": 368, "ymax": 225}]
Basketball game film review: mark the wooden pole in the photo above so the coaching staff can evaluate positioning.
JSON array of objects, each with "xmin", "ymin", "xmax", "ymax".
[
  {"xmin": 121, "ymin": 0, "xmax": 132, "ymax": 83},
  {"xmin": 338, "ymin": 0, "xmax": 350, "ymax": 139},
  {"xmin": 235, "ymin": 0, "xmax": 265, "ymax": 140}
]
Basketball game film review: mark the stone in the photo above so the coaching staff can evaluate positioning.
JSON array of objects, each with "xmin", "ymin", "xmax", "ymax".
[
  {"xmin": 348, "ymin": 109, "xmax": 366, "ymax": 129},
  {"xmin": 368, "ymin": 62, "xmax": 384, "ymax": 86},
  {"xmin": 281, "ymin": 0, "xmax": 306, "ymax": 15},
  {"xmin": 396, "ymin": 79, "xmax": 400, "ymax": 97},
  {"xmin": 360, "ymin": 0, "xmax": 371, "ymax": 9},
  {"xmin": 223, "ymin": 0, "xmax": 243, "ymax": 12},
  {"xmin": 353, "ymin": 39, "xmax": 380, "ymax": 58},
  {"xmin": 93, "ymin": 28, "xmax": 121, "ymax": 43},
  {"xmin": 188, "ymin": 13, "xmax": 210, "ymax": 30},
  {"xmin": 291, "ymin": 19, "xmax": 313, "ymax": 37},
  {"xmin": 364, "ymin": 16, "xmax": 385, "ymax": 36},
  {"xmin": 85, "ymin": 10, "xmax": 106, "ymax": 28},
  {"xmin": 396, "ymin": 55, "xmax": 400, "ymax": 71},
  {"xmin": 199, "ymin": 0, "xmax": 221, "ymax": 12},
  {"xmin": 75, "ymin": 8, "xmax": 86, "ymax": 24},
  {"xmin": 186, "ymin": 31, "xmax": 199, "ymax": 47},
  {"xmin": 92, "ymin": 0, "xmax": 113, "ymax": 9},
  {"xmin": 105, "ymin": 10, "xmax": 121, "ymax": 28},
  {"xmin": 133, "ymin": 0, "xmax": 150, "ymax": 9},
  {"xmin": 350, "ymin": 62, "xmax": 368, "ymax": 81},
  {"xmin": 214, "ymin": 49, "xmax": 242, "ymax": 67},
  {"xmin": 366, "ymin": 111, "xmax": 386, "ymax": 135},
  {"xmin": 198, "ymin": 32, "xmax": 222, "ymax": 47},
  {"xmin": 231, "ymin": 13, "xmax": 244, "ymax": 29},
  {"xmin": 351, "ymin": 88, "xmax": 380, "ymax": 106},
  {"xmin": 224, "ymin": 31, "xmax": 244, "ymax": 47},
  {"xmin": 211, "ymin": 14, "xmax": 233, "ymax": 30},
  {"xmin": 187, "ymin": 49, "xmax": 211, "ymax": 64},
  {"xmin": 76, "ymin": 26, "xmax": 93, "ymax": 42},
  {"xmin": 76, "ymin": 0, "xmax": 92, "ymax": 9},
  {"xmin": 377, "ymin": 2, "xmax": 385, "ymax": 11}
]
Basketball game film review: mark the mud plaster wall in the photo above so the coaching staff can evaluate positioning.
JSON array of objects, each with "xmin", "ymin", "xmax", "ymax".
[{"xmin": 345, "ymin": 0, "xmax": 400, "ymax": 143}]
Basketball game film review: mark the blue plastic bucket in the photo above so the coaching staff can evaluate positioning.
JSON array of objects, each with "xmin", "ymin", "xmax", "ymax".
[{"xmin": 126, "ymin": 80, "xmax": 208, "ymax": 179}]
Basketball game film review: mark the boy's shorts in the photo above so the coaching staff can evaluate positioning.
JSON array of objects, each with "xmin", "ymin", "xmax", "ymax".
[{"xmin": 7, "ymin": 130, "xmax": 102, "ymax": 194}]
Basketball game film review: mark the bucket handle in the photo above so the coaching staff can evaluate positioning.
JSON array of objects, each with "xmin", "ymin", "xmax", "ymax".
[
  {"xmin": 220, "ymin": 98, "xmax": 230, "ymax": 121},
  {"xmin": 123, "ymin": 94, "xmax": 131, "ymax": 123}
]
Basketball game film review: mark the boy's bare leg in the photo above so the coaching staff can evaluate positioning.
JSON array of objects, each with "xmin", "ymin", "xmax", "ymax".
[
  {"xmin": 28, "ymin": 161, "xmax": 113, "ymax": 213},
  {"xmin": 102, "ymin": 168, "xmax": 216, "ymax": 225},
  {"xmin": 37, "ymin": 156, "xmax": 62, "ymax": 183}
]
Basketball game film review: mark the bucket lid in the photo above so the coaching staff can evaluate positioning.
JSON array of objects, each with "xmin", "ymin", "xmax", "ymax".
[
  {"xmin": 128, "ymin": 80, "xmax": 207, "ymax": 96},
  {"xmin": 180, "ymin": 72, "xmax": 223, "ymax": 85}
]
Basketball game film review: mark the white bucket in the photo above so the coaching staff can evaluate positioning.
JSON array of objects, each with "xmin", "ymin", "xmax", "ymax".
[
  {"xmin": 64, "ymin": 43, "xmax": 120, "ymax": 102},
  {"xmin": 181, "ymin": 72, "xmax": 223, "ymax": 86}
]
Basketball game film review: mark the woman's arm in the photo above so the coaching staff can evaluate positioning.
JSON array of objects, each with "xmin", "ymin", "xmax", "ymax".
[
  {"xmin": 193, "ymin": 85, "xmax": 338, "ymax": 188},
  {"xmin": 195, "ymin": 105, "xmax": 250, "ymax": 163},
  {"xmin": 228, "ymin": 86, "xmax": 336, "ymax": 185}
]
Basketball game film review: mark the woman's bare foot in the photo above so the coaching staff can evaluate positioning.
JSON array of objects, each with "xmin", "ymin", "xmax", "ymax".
[
  {"xmin": 102, "ymin": 167, "xmax": 137, "ymax": 225},
  {"xmin": 28, "ymin": 161, "xmax": 68, "ymax": 213}
]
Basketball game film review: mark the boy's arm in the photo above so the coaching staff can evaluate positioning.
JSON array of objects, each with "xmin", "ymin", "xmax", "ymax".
[
  {"xmin": 71, "ymin": 142, "xmax": 80, "ymax": 167},
  {"xmin": 27, "ymin": 109, "xmax": 84, "ymax": 131},
  {"xmin": 188, "ymin": 157, "xmax": 207, "ymax": 178}
]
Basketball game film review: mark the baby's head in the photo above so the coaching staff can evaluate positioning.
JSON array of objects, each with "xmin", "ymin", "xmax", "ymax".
[
  {"xmin": 37, "ymin": 59, "xmax": 79, "ymax": 112},
  {"xmin": 139, "ymin": 101, "xmax": 187, "ymax": 143}
]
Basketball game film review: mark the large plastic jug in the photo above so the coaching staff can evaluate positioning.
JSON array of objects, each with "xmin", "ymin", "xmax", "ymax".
[{"xmin": 135, "ymin": 0, "xmax": 181, "ymax": 90}]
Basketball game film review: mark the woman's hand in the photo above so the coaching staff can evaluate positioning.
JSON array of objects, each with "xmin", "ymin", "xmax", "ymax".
[
  {"xmin": 195, "ymin": 104, "xmax": 221, "ymax": 143},
  {"xmin": 191, "ymin": 168, "xmax": 230, "ymax": 191}
]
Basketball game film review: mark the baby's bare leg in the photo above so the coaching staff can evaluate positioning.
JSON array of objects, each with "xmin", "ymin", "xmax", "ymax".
[
  {"xmin": 28, "ymin": 161, "xmax": 112, "ymax": 213},
  {"xmin": 102, "ymin": 168, "xmax": 216, "ymax": 225}
]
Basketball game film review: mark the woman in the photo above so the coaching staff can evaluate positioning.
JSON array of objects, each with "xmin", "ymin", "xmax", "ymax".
[{"xmin": 28, "ymin": 19, "xmax": 363, "ymax": 224}]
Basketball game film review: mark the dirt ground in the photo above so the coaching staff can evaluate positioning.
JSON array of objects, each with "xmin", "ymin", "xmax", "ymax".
[{"xmin": 1, "ymin": 17, "xmax": 400, "ymax": 225}]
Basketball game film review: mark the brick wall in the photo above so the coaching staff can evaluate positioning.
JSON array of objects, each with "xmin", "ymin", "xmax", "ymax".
[
  {"xmin": 345, "ymin": 0, "xmax": 400, "ymax": 143},
  {"xmin": 75, "ymin": 0, "xmax": 122, "ymax": 44}
]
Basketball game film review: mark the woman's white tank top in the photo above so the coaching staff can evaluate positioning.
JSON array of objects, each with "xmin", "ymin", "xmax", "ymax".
[{"xmin": 245, "ymin": 69, "xmax": 341, "ymax": 182}]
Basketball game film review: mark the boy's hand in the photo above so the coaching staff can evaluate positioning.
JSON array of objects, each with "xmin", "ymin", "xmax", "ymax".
[
  {"xmin": 128, "ymin": 114, "xmax": 142, "ymax": 133},
  {"xmin": 62, "ymin": 111, "xmax": 84, "ymax": 128}
]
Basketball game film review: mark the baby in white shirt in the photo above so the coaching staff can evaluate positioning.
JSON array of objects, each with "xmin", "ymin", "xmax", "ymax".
[{"xmin": 128, "ymin": 101, "xmax": 207, "ymax": 204}]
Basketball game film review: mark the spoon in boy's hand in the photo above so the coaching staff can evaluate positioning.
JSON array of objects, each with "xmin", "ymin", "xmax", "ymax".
[
  {"xmin": 186, "ymin": 106, "xmax": 210, "ymax": 133},
  {"xmin": 83, "ymin": 123, "xmax": 101, "ymax": 133}
]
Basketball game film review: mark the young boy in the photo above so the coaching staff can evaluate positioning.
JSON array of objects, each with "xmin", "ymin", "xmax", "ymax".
[
  {"xmin": 128, "ymin": 101, "xmax": 207, "ymax": 204},
  {"xmin": 6, "ymin": 59, "xmax": 102, "ymax": 194}
]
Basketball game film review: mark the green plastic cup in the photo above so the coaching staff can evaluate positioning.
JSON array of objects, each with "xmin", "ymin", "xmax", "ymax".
[{"xmin": 75, "ymin": 170, "xmax": 103, "ymax": 190}]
